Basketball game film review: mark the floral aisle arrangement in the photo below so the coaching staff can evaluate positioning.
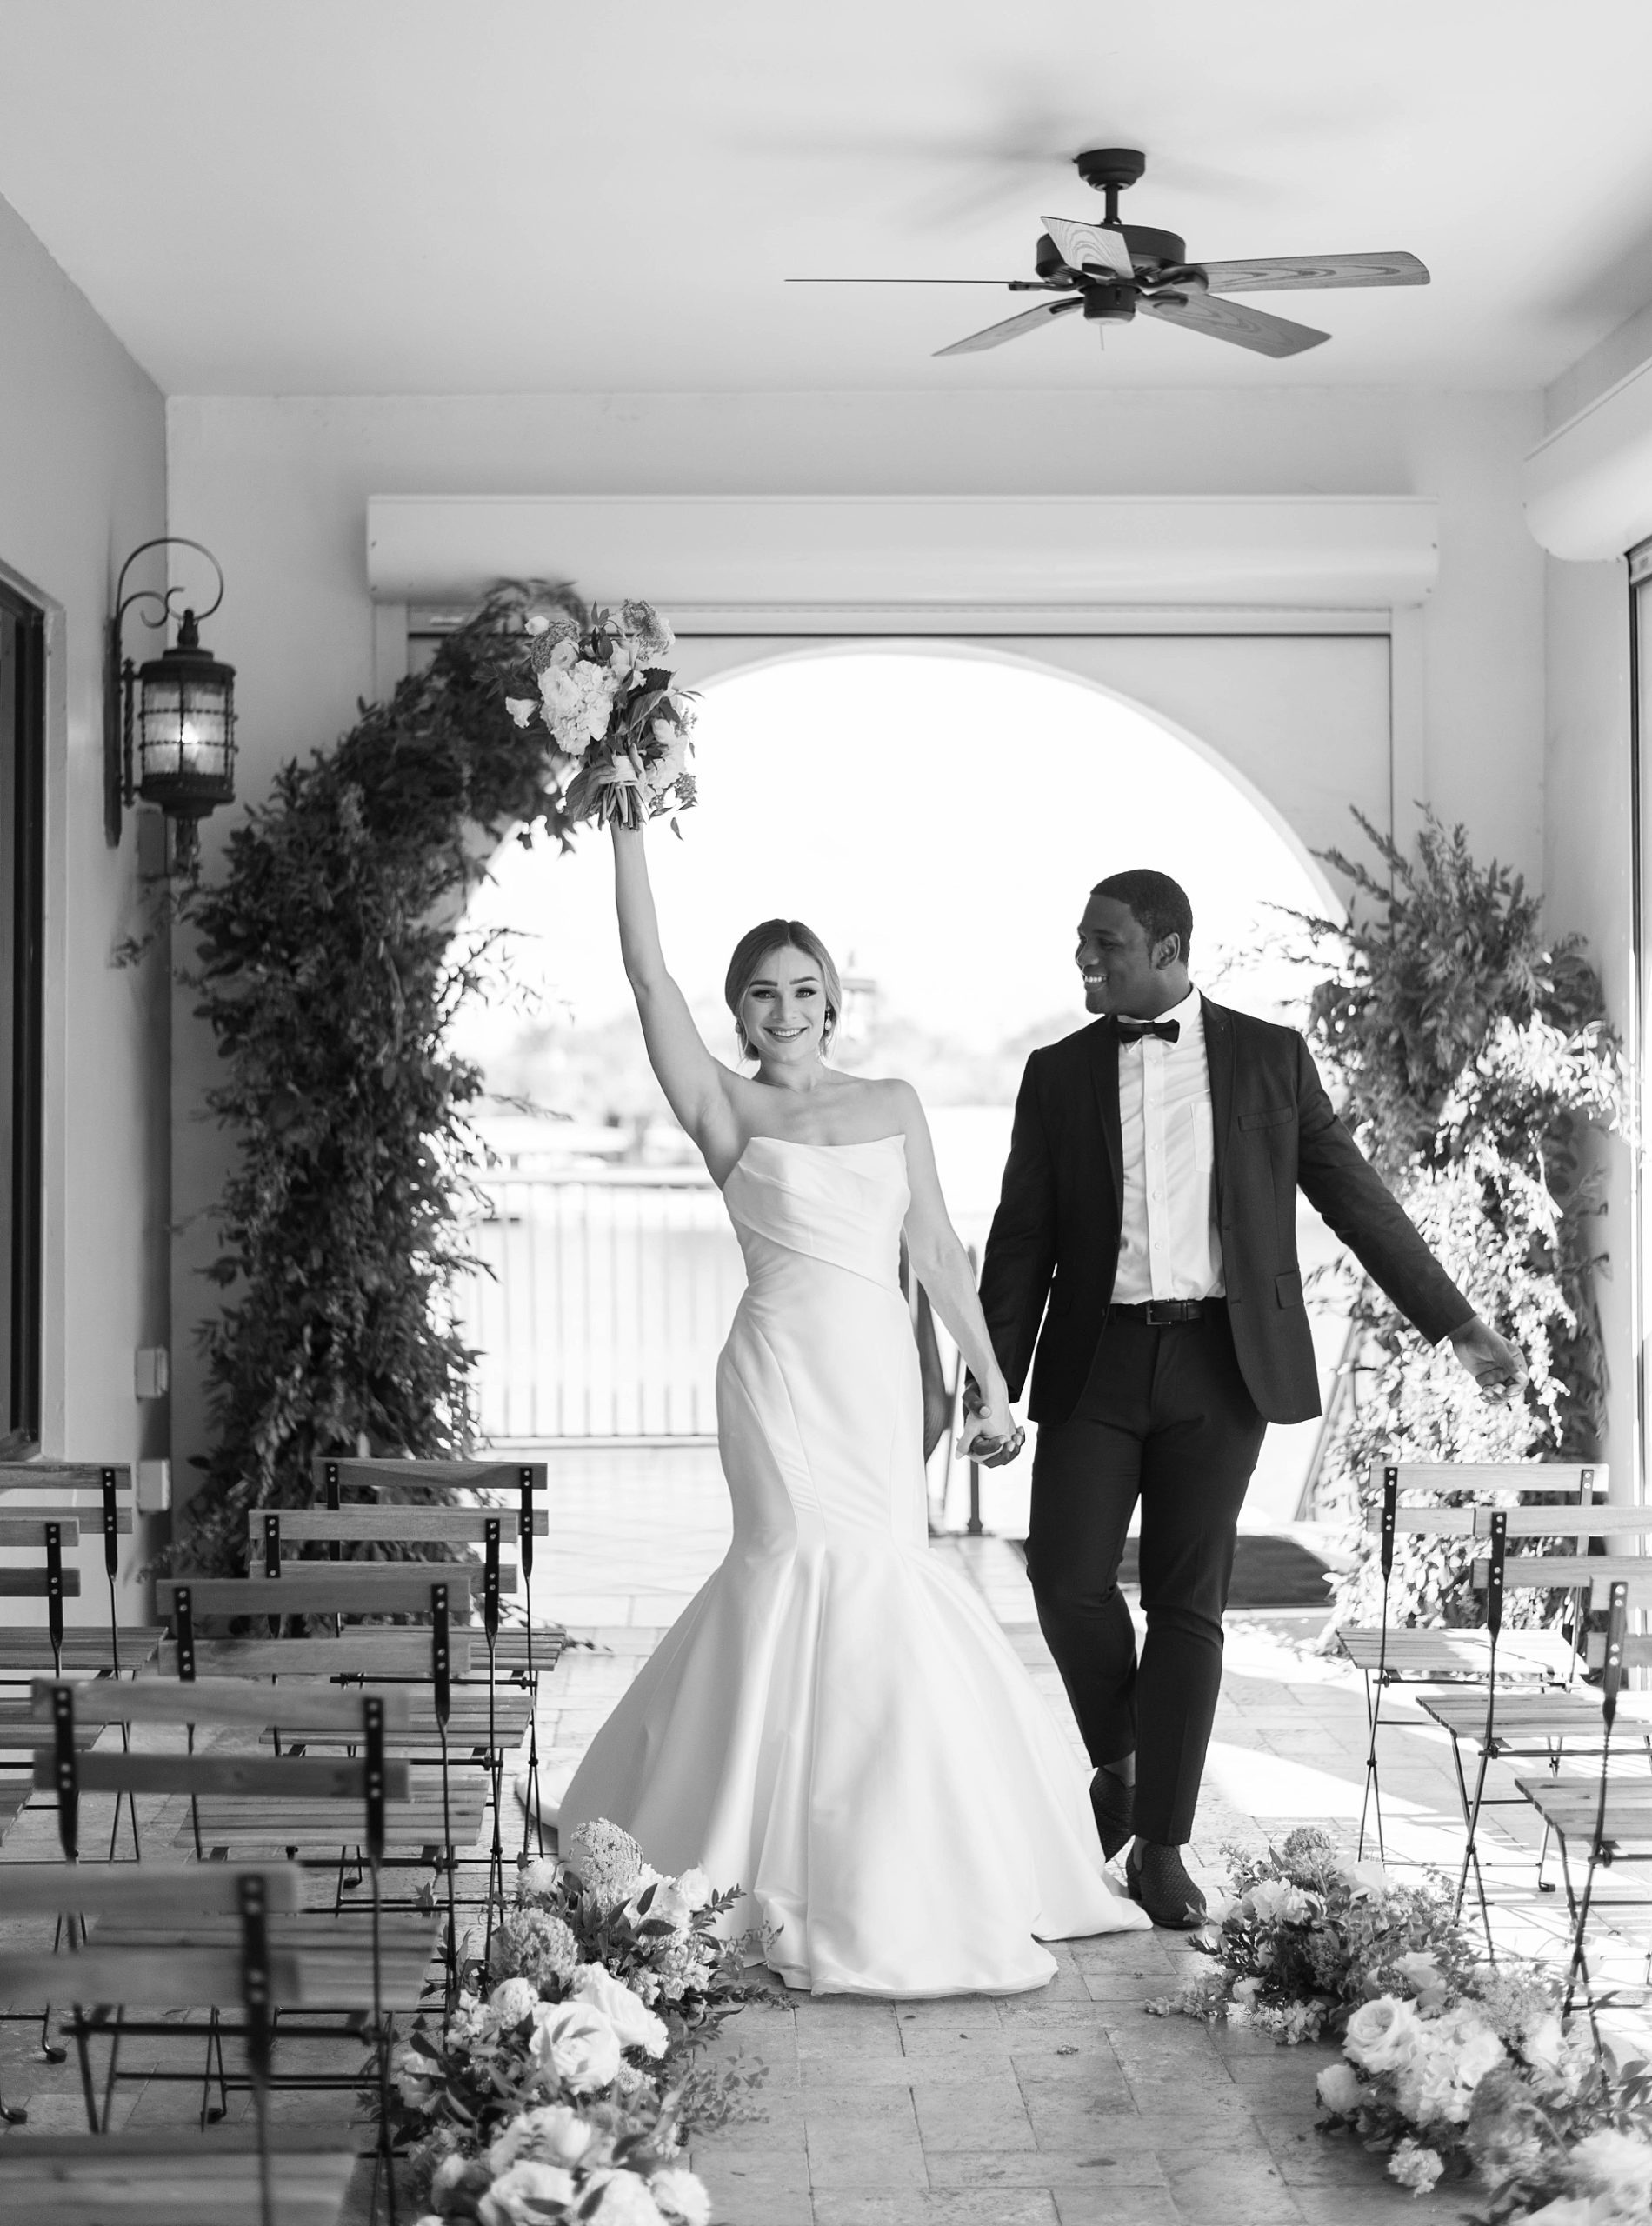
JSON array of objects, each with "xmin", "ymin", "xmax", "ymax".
[
  {"xmin": 1146, "ymin": 1830, "xmax": 1652, "ymax": 2214},
  {"xmin": 395, "ymin": 1822, "xmax": 761, "ymax": 2226},
  {"xmin": 505, "ymin": 602, "xmax": 696, "ymax": 832}
]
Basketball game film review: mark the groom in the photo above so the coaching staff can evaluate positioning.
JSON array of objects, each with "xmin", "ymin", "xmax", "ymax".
[{"xmin": 972, "ymin": 870, "xmax": 1523, "ymax": 1928}]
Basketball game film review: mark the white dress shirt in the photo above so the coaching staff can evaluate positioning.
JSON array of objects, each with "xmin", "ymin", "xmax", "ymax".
[{"xmin": 1112, "ymin": 987, "xmax": 1225, "ymax": 1304}]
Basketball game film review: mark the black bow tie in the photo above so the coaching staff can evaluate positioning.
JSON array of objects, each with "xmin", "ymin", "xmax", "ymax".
[{"xmin": 1115, "ymin": 1016, "xmax": 1181, "ymax": 1045}]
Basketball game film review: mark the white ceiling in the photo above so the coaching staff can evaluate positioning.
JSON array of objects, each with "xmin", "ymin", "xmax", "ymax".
[{"xmin": 3, "ymin": 0, "xmax": 1652, "ymax": 397}]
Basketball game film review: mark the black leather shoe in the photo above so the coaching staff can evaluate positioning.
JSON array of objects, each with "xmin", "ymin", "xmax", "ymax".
[
  {"xmin": 1089, "ymin": 1769, "xmax": 1135, "ymax": 1862},
  {"xmin": 1125, "ymin": 1842, "xmax": 1208, "ymax": 1929}
]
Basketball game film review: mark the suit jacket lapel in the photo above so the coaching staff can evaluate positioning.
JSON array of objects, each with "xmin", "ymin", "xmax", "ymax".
[
  {"xmin": 1087, "ymin": 1021, "xmax": 1123, "ymax": 1208},
  {"xmin": 1202, "ymin": 994, "xmax": 1236, "ymax": 1206}
]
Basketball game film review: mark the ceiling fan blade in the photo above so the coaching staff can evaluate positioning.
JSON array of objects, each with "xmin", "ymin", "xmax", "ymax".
[
  {"xmin": 934, "ymin": 297, "xmax": 1084, "ymax": 357},
  {"xmin": 1193, "ymin": 251, "xmax": 1429, "ymax": 293},
  {"xmin": 1140, "ymin": 292, "xmax": 1329, "ymax": 358},
  {"xmin": 785, "ymin": 277, "xmax": 1052, "ymax": 288},
  {"xmin": 1039, "ymin": 215, "xmax": 1135, "ymax": 282}
]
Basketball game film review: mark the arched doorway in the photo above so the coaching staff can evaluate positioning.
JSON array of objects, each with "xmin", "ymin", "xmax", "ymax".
[{"xmin": 450, "ymin": 646, "xmax": 1345, "ymax": 1541}]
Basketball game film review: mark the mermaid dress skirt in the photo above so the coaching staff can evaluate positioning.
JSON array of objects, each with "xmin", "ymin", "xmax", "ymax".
[{"xmin": 557, "ymin": 1132, "xmax": 1149, "ymax": 1995}]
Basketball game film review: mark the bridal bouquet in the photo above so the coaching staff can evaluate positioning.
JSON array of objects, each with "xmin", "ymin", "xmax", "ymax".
[{"xmin": 504, "ymin": 602, "xmax": 696, "ymax": 831}]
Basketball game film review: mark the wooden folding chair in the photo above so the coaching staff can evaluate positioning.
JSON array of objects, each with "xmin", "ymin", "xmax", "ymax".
[
  {"xmin": 0, "ymin": 1463, "xmax": 145, "ymax": 1862},
  {"xmin": 0, "ymin": 1866, "xmax": 358, "ymax": 2226},
  {"xmin": 1514, "ymin": 1577, "xmax": 1652, "ymax": 2033},
  {"xmin": 308, "ymin": 1456, "xmax": 562, "ymax": 1866},
  {"xmin": 26, "ymin": 1678, "xmax": 433, "ymax": 2218},
  {"xmin": 1419, "ymin": 1501, "xmax": 1652, "ymax": 1946},
  {"xmin": 150, "ymin": 1575, "xmax": 487, "ymax": 1869},
  {"xmin": 1336, "ymin": 1461, "xmax": 1601, "ymax": 1859}
]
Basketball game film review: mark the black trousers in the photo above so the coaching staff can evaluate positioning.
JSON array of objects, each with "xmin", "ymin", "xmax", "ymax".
[{"xmin": 1025, "ymin": 1305, "xmax": 1268, "ymax": 1846}]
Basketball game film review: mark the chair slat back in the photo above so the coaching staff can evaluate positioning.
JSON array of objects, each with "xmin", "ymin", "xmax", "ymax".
[
  {"xmin": 0, "ymin": 1463, "xmax": 133, "ymax": 1496},
  {"xmin": 250, "ymin": 1506, "xmax": 548, "ymax": 1544},
  {"xmin": 1475, "ymin": 1504, "xmax": 1649, "ymax": 1539},
  {"xmin": 32, "ymin": 1676, "xmax": 413, "ymax": 1733},
  {"xmin": 157, "ymin": 1569, "xmax": 476, "ymax": 1618},
  {"xmin": 0, "ymin": 1517, "xmax": 79, "ymax": 1547},
  {"xmin": 1369, "ymin": 1461, "xmax": 1606, "ymax": 1497},
  {"xmin": 311, "ymin": 1456, "xmax": 546, "ymax": 1495},
  {"xmin": 1473, "ymin": 1553, "xmax": 1648, "ymax": 1591},
  {"xmin": 0, "ymin": 1945, "xmax": 303, "ymax": 2009},
  {"xmin": 243, "ymin": 1560, "xmax": 514, "ymax": 1594},
  {"xmin": 154, "ymin": 1630, "xmax": 475, "ymax": 1677},
  {"xmin": 0, "ymin": 1570, "xmax": 81, "ymax": 1598},
  {"xmin": 31, "ymin": 1751, "xmax": 413, "ymax": 1801},
  {"xmin": 0, "ymin": 1863, "xmax": 306, "ymax": 1919},
  {"xmin": 1364, "ymin": 1507, "xmax": 1478, "ymax": 1537}
]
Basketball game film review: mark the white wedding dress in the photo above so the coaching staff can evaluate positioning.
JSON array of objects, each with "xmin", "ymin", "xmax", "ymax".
[{"xmin": 557, "ymin": 1133, "xmax": 1149, "ymax": 1995}]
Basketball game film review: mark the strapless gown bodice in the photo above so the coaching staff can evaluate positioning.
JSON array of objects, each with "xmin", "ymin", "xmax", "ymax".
[{"xmin": 558, "ymin": 1132, "xmax": 1149, "ymax": 1995}]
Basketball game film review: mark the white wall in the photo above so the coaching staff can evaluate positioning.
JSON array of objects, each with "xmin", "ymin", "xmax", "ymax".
[
  {"xmin": 0, "ymin": 190, "xmax": 169, "ymax": 1609},
  {"xmin": 1542, "ymin": 304, "xmax": 1649, "ymax": 1499},
  {"xmin": 163, "ymin": 384, "xmax": 1548, "ymax": 1491}
]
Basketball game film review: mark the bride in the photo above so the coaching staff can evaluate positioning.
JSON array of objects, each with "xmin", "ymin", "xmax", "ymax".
[{"xmin": 553, "ymin": 820, "xmax": 1149, "ymax": 1995}]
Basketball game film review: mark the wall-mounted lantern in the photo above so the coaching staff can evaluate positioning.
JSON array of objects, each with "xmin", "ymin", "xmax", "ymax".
[{"xmin": 105, "ymin": 537, "xmax": 236, "ymax": 870}]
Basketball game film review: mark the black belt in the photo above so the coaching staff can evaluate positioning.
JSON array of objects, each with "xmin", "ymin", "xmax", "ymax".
[{"xmin": 1109, "ymin": 1298, "xmax": 1222, "ymax": 1325}]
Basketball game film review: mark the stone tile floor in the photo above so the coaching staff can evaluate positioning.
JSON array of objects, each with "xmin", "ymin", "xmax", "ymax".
[{"xmin": 3, "ymin": 1442, "xmax": 1650, "ymax": 2226}]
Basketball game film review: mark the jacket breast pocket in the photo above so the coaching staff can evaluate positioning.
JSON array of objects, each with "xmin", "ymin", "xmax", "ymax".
[
  {"xmin": 1240, "ymin": 1104, "xmax": 1294, "ymax": 1132},
  {"xmin": 1275, "ymin": 1269, "xmax": 1304, "ymax": 1310}
]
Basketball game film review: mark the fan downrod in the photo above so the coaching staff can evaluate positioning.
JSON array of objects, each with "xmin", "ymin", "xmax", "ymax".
[{"xmin": 1074, "ymin": 146, "xmax": 1146, "ymax": 228}]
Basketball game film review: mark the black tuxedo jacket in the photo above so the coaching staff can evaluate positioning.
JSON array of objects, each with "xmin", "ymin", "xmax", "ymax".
[{"xmin": 977, "ymin": 996, "xmax": 1474, "ymax": 1427}]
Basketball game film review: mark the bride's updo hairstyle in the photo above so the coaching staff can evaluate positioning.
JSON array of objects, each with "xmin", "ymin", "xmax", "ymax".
[{"xmin": 725, "ymin": 920, "xmax": 843, "ymax": 1062}]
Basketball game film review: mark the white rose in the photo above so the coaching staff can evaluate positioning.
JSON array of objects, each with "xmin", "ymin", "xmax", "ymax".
[
  {"xmin": 530, "ymin": 1999, "xmax": 622, "ymax": 2093},
  {"xmin": 1244, "ymin": 1878, "xmax": 1312, "ymax": 1925},
  {"xmin": 504, "ymin": 697, "xmax": 539, "ymax": 730},
  {"xmin": 525, "ymin": 2103, "xmax": 597, "ymax": 2168},
  {"xmin": 432, "ymin": 2156, "xmax": 471, "ymax": 2199},
  {"xmin": 489, "ymin": 2102, "xmax": 595, "ymax": 2174},
  {"xmin": 1344, "ymin": 1995, "xmax": 1426, "ymax": 2076},
  {"xmin": 1445, "ymin": 2018, "xmax": 1506, "ymax": 2092},
  {"xmin": 524, "ymin": 615, "xmax": 552, "ymax": 636},
  {"xmin": 550, "ymin": 635, "xmax": 580, "ymax": 670},
  {"xmin": 519, "ymin": 1858, "xmax": 561, "ymax": 1897},
  {"xmin": 649, "ymin": 2167, "xmax": 712, "ymax": 2226},
  {"xmin": 391, "ymin": 2043, "xmax": 436, "ymax": 2109},
  {"xmin": 478, "ymin": 2161, "xmax": 577, "ymax": 2226},
  {"xmin": 675, "ymin": 1868, "xmax": 713, "ymax": 1911},
  {"xmin": 489, "ymin": 1976, "xmax": 541, "ymax": 2027},
  {"xmin": 1316, "ymin": 2062, "xmax": 1364, "ymax": 2114},
  {"xmin": 570, "ymin": 1964, "xmax": 669, "ymax": 2056},
  {"xmin": 627, "ymin": 1876, "xmax": 693, "ymax": 1935},
  {"xmin": 584, "ymin": 2170, "xmax": 664, "ymax": 2224}
]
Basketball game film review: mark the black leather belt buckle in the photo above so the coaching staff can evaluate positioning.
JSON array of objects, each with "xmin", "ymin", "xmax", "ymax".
[{"xmin": 1143, "ymin": 1299, "xmax": 1202, "ymax": 1325}]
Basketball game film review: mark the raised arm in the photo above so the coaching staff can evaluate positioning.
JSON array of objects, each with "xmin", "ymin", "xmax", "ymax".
[
  {"xmin": 892, "ymin": 1082, "xmax": 1016, "ymax": 1456},
  {"xmin": 611, "ymin": 823, "xmax": 740, "ymax": 1168}
]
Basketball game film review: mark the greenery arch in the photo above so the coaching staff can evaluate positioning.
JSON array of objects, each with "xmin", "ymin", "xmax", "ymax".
[{"xmin": 169, "ymin": 583, "xmax": 579, "ymax": 1576}]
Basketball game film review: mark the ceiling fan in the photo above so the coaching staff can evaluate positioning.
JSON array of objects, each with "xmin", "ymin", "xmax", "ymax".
[{"xmin": 788, "ymin": 148, "xmax": 1429, "ymax": 360}]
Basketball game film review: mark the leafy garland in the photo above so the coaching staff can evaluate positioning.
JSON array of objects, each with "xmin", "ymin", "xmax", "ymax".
[
  {"xmin": 1289, "ymin": 812, "xmax": 1621, "ymax": 1630},
  {"xmin": 167, "ymin": 583, "xmax": 583, "ymax": 1576}
]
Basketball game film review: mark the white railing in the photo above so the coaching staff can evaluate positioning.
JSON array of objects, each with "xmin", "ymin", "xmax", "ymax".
[{"xmin": 454, "ymin": 1168, "xmax": 747, "ymax": 1442}]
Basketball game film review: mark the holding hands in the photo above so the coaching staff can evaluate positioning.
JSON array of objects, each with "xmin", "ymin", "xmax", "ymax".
[{"xmin": 959, "ymin": 1381, "xmax": 1026, "ymax": 1467}]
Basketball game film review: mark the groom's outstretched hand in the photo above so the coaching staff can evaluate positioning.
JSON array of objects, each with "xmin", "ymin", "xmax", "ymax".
[{"xmin": 1449, "ymin": 1316, "xmax": 1528, "ymax": 1403}]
